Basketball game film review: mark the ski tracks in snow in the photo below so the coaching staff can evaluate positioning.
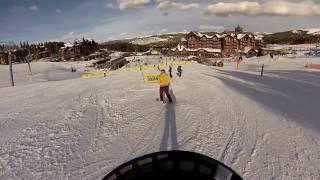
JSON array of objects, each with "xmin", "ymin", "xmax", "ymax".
[
  {"xmin": 0, "ymin": 86, "xmax": 135, "ymax": 179},
  {"xmin": 1, "ymin": 63, "xmax": 320, "ymax": 179}
]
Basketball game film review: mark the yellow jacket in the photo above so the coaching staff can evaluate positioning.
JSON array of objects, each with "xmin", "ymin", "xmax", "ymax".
[{"xmin": 159, "ymin": 72, "xmax": 170, "ymax": 87}]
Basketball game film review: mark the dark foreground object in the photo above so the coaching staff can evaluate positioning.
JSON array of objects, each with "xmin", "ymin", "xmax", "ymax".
[{"xmin": 103, "ymin": 151, "xmax": 243, "ymax": 180}]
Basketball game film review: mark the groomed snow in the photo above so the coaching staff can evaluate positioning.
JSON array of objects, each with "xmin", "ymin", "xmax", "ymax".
[{"xmin": 1, "ymin": 56, "xmax": 320, "ymax": 179}]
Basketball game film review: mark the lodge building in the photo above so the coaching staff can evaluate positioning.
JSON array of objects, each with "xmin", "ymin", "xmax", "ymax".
[{"xmin": 171, "ymin": 31, "xmax": 264, "ymax": 58}]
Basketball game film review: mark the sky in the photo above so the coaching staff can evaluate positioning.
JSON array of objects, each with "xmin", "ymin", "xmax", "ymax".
[{"xmin": 0, "ymin": 0, "xmax": 320, "ymax": 43}]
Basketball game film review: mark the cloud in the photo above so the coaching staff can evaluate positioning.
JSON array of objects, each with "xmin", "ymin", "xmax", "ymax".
[
  {"xmin": 205, "ymin": 0, "xmax": 320, "ymax": 16},
  {"xmin": 29, "ymin": 5, "xmax": 39, "ymax": 11},
  {"xmin": 157, "ymin": 1, "xmax": 200, "ymax": 10},
  {"xmin": 198, "ymin": 25, "xmax": 224, "ymax": 31},
  {"xmin": 61, "ymin": 32, "xmax": 77, "ymax": 40},
  {"xmin": 106, "ymin": 3, "xmax": 116, "ymax": 9},
  {"xmin": 120, "ymin": 32, "xmax": 128, "ymax": 36},
  {"xmin": 161, "ymin": 28, "xmax": 168, "ymax": 32},
  {"xmin": 117, "ymin": 0, "xmax": 151, "ymax": 10},
  {"xmin": 73, "ymin": 6, "xmax": 204, "ymax": 42},
  {"xmin": 56, "ymin": 9, "xmax": 62, "ymax": 14}
]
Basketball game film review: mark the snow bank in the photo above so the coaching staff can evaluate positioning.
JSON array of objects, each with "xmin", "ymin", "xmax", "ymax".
[{"xmin": 0, "ymin": 61, "xmax": 94, "ymax": 88}]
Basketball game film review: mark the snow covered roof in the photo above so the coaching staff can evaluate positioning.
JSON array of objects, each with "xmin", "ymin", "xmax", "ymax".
[
  {"xmin": 181, "ymin": 37, "xmax": 187, "ymax": 42},
  {"xmin": 171, "ymin": 44, "xmax": 187, "ymax": 52},
  {"xmin": 254, "ymin": 35, "xmax": 264, "ymax": 41},
  {"xmin": 64, "ymin": 42, "xmax": 74, "ymax": 48},
  {"xmin": 195, "ymin": 32, "xmax": 204, "ymax": 37},
  {"xmin": 190, "ymin": 31, "xmax": 253, "ymax": 40},
  {"xmin": 74, "ymin": 38, "xmax": 84, "ymax": 44},
  {"xmin": 191, "ymin": 32, "xmax": 214, "ymax": 39},
  {"xmin": 177, "ymin": 44, "xmax": 186, "ymax": 51},
  {"xmin": 237, "ymin": 34, "xmax": 247, "ymax": 40},
  {"xmin": 244, "ymin": 47, "xmax": 254, "ymax": 53}
]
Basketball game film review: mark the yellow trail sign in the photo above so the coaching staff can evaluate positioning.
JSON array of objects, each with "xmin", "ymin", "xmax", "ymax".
[
  {"xmin": 236, "ymin": 62, "xmax": 240, "ymax": 70},
  {"xmin": 121, "ymin": 60, "xmax": 189, "ymax": 73},
  {"xmin": 80, "ymin": 71, "xmax": 111, "ymax": 78},
  {"xmin": 143, "ymin": 73, "xmax": 159, "ymax": 83}
]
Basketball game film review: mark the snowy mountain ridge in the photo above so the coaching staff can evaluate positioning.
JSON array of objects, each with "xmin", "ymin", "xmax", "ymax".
[
  {"xmin": 292, "ymin": 28, "xmax": 320, "ymax": 35},
  {"xmin": 131, "ymin": 37, "xmax": 168, "ymax": 45}
]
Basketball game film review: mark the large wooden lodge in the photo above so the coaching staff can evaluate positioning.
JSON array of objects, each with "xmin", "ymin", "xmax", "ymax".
[{"xmin": 171, "ymin": 31, "xmax": 264, "ymax": 58}]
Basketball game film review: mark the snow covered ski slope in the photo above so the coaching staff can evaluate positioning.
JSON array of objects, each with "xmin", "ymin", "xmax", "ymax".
[{"xmin": 1, "ymin": 57, "xmax": 320, "ymax": 179}]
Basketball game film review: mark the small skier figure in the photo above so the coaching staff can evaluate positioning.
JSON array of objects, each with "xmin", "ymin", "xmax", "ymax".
[
  {"xmin": 159, "ymin": 69, "xmax": 173, "ymax": 103},
  {"xmin": 239, "ymin": 55, "xmax": 243, "ymax": 62},
  {"xmin": 177, "ymin": 65, "xmax": 182, "ymax": 77},
  {"xmin": 270, "ymin": 53, "xmax": 274, "ymax": 59},
  {"xmin": 169, "ymin": 65, "xmax": 173, "ymax": 78}
]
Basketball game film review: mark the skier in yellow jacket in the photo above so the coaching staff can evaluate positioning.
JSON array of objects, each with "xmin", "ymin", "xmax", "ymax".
[{"xmin": 159, "ymin": 69, "xmax": 173, "ymax": 103}]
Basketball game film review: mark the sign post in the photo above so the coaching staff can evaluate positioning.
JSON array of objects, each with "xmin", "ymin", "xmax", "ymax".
[
  {"xmin": 26, "ymin": 54, "xmax": 32, "ymax": 75},
  {"xmin": 261, "ymin": 64, "xmax": 264, "ymax": 77},
  {"xmin": 8, "ymin": 51, "xmax": 14, "ymax": 87}
]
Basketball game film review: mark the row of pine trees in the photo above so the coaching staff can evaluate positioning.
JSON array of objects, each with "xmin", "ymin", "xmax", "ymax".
[{"xmin": 1, "ymin": 38, "xmax": 99, "ymax": 63}]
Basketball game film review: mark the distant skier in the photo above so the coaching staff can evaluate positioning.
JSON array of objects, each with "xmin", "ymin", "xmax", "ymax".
[
  {"xmin": 177, "ymin": 65, "xmax": 182, "ymax": 77},
  {"xmin": 270, "ymin": 53, "xmax": 274, "ymax": 59},
  {"xmin": 71, "ymin": 66, "xmax": 76, "ymax": 72},
  {"xmin": 239, "ymin": 55, "xmax": 243, "ymax": 62},
  {"xmin": 159, "ymin": 69, "xmax": 173, "ymax": 103},
  {"xmin": 169, "ymin": 65, "xmax": 173, "ymax": 78}
]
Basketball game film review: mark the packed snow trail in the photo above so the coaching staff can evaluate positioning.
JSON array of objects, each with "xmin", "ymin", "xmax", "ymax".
[{"xmin": 1, "ymin": 60, "xmax": 320, "ymax": 179}]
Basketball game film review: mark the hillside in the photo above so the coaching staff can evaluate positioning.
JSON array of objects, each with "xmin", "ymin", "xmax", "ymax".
[
  {"xmin": 100, "ymin": 28, "xmax": 320, "ymax": 51},
  {"xmin": 264, "ymin": 28, "xmax": 320, "ymax": 45},
  {"xmin": 100, "ymin": 33, "xmax": 186, "ymax": 52}
]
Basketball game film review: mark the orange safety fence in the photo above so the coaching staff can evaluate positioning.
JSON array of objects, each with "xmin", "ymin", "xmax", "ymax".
[{"xmin": 305, "ymin": 63, "xmax": 320, "ymax": 69}]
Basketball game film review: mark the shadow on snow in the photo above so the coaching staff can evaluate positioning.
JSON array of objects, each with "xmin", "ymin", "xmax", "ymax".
[
  {"xmin": 160, "ymin": 89, "xmax": 179, "ymax": 151},
  {"xmin": 205, "ymin": 69, "xmax": 320, "ymax": 134}
]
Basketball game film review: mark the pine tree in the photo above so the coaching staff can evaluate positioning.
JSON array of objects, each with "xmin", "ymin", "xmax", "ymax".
[{"xmin": 235, "ymin": 25, "xmax": 243, "ymax": 33}]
